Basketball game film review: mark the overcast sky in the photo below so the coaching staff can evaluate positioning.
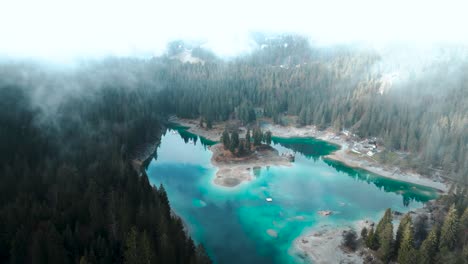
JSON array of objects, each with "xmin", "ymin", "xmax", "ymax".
[{"xmin": 0, "ymin": 0, "xmax": 467, "ymax": 62}]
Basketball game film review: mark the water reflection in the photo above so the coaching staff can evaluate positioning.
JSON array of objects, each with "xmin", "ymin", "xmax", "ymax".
[
  {"xmin": 272, "ymin": 136, "xmax": 339, "ymax": 161},
  {"xmin": 168, "ymin": 123, "xmax": 217, "ymax": 149},
  {"xmin": 272, "ymin": 136, "xmax": 437, "ymax": 206},
  {"xmin": 323, "ymin": 159, "xmax": 438, "ymax": 206}
]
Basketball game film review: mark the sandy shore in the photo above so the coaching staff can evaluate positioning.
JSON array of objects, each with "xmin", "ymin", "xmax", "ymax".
[
  {"xmin": 324, "ymin": 147, "xmax": 447, "ymax": 192},
  {"xmin": 293, "ymin": 205, "xmax": 437, "ymax": 264},
  {"xmin": 292, "ymin": 220, "xmax": 374, "ymax": 264},
  {"xmin": 210, "ymin": 143, "xmax": 292, "ymax": 187}
]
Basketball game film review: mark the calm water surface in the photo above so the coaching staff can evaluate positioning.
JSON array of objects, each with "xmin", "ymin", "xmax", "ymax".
[{"xmin": 146, "ymin": 128, "xmax": 438, "ymax": 264}]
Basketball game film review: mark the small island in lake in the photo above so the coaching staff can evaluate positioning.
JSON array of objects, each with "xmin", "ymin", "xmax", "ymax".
[{"xmin": 210, "ymin": 127, "xmax": 293, "ymax": 187}]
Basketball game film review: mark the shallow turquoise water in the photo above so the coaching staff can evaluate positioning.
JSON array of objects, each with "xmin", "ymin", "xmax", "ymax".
[{"xmin": 146, "ymin": 128, "xmax": 438, "ymax": 264}]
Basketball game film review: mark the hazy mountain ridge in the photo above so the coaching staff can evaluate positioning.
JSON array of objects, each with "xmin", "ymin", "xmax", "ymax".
[
  {"xmin": 1, "ymin": 35, "xmax": 466, "ymax": 181},
  {"xmin": 156, "ymin": 36, "xmax": 467, "ymax": 182}
]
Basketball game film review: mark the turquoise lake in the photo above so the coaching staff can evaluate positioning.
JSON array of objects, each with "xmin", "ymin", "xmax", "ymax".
[{"xmin": 146, "ymin": 127, "xmax": 438, "ymax": 264}]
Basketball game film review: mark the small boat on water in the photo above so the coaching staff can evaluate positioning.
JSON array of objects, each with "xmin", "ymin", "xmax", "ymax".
[
  {"xmin": 266, "ymin": 197, "xmax": 273, "ymax": 202},
  {"xmin": 318, "ymin": 210, "xmax": 333, "ymax": 216}
]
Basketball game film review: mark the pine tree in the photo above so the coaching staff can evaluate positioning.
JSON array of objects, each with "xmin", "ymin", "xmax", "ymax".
[
  {"xmin": 414, "ymin": 214, "xmax": 428, "ymax": 247},
  {"xmin": 459, "ymin": 207, "xmax": 468, "ymax": 247},
  {"xmin": 342, "ymin": 230, "xmax": 358, "ymax": 251},
  {"xmin": 245, "ymin": 129, "xmax": 251, "ymax": 151},
  {"xmin": 230, "ymin": 131, "xmax": 239, "ymax": 153},
  {"xmin": 160, "ymin": 233, "xmax": 176, "ymax": 264},
  {"xmin": 376, "ymin": 208, "xmax": 392, "ymax": 247},
  {"xmin": 264, "ymin": 131, "xmax": 272, "ymax": 145},
  {"xmin": 238, "ymin": 140, "xmax": 245, "ymax": 155},
  {"xmin": 140, "ymin": 231, "xmax": 154, "ymax": 264},
  {"xmin": 395, "ymin": 213, "xmax": 412, "ymax": 257},
  {"xmin": 159, "ymin": 184, "xmax": 171, "ymax": 219},
  {"xmin": 376, "ymin": 209, "xmax": 392, "ymax": 234},
  {"xmin": 439, "ymin": 204, "xmax": 460, "ymax": 251},
  {"xmin": 398, "ymin": 223, "xmax": 418, "ymax": 264},
  {"xmin": 221, "ymin": 130, "xmax": 230, "ymax": 150},
  {"xmin": 196, "ymin": 244, "xmax": 212, "ymax": 264},
  {"xmin": 10, "ymin": 227, "xmax": 27, "ymax": 264},
  {"xmin": 361, "ymin": 227, "xmax": 368, "ymax": 240},
  {"xmin": 299, "ymin": 108, "xmax": 307, "ymax": 126},
  {"xmin": 366, "ymin": 227, "xmax": 378, "ymax": 250},
  {"xmin": 462, "ymin": 244, "xmax": 468, "ymax": 264},
  {"xmin": 199, "ymin": 118, "xmax": 204, "ymax": 128},
  {"xmin": 253, "ymin": 128, "xmax": 263, "ymax": 146},
  {"xmin": 378, "ymin": 222, "xmax": 394, "ymax": 263},
  {"xmin": 79, "ymin": 256, "xmax": 88, "ymax": 264},
  {"xmin": 419, "ymin": 226, "xmax": 439, "ymax": 264},
  {"xmin": 124, "ymin": 227, "xmax": 139, "ymax": 264}
]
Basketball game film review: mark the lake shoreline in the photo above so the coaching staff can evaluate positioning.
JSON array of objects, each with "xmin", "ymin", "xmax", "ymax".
[
  {"xmin": 170, "ymin": 117, "xmax": 448, "ymax": 192},
  {"xmin": 210, "ymin": 143, "xmax": 292, "ymax": 187},
  {"xmin": 263, "ymin": 123, "xmax": 448, "ymax": 193},
  {"xmin": 292, "ymin": 221, "xmax": 371, "ymax": 264},
  {"xmin": 150, "ymin": 123, "xmax": 443, "ymax": 264},
  {"xmin": 292, "ymin": 201, "xmax": 439, "ymax": 264}
]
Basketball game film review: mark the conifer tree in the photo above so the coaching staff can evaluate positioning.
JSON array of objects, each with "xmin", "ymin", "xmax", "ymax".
[
  {"xmin": 366, "ymin": 227, "xmax": 378, "ymax": 250},
  {"xmin": 395, "ymin": 213, "xmax": 412, "ymax": 256},
  {"xmin": 124, "ymin": 227, "xmax": 138, "ymax": 264},
  {"xmin": 238, "ymin": 140, "xmax": 245, "ymax": 155},
  {"xmin": 376, "ymin": 209, "xmax": 392, "ymax": 247},
  {"xmin": 378, "ymin": 222, "xmax": 394, "ymax": 263},
  {"xmin": 264, "ymin": 131, "xmax": 272, "ymax": 145},
  {"xmin": 342, "ymin": 230, "xmax": 358, "ymax": 251},
  {"xmin": 221, "ymin": 130, "xmax": 230, "ymax": 150},
  {"xmin": 419, "ymin": 226, "xmax": 439, "ymax": 264},
  {"xmin": 459, "ymin": 207, "xmax": 468, "ymax": 247},
  {"xmin": 199, "ymin": 118, "xmax": 204, "ymax": 128},
  {"xmin": 413, "ymin": 214, "xmax": 428, "ymax": 247},
  {"xmin": 439, "ymin": 204, "xmax": 460, "ymax": 251},
  {"xmin": 462, "ymin": 244, "xmax": 468, "ymax": 263},
  {"xmin": 230, "ymin": 131, "xmax": 239, "ymax": 153},
  {"xmin": 140, "ymin": 231, "xmax": 154, "ymax": 264},
  {"xmin": 245, "ymin": 129, "xmax": 251, "ymax": 151},
  {"xmin": 253, "ymin": 128, "xmax": 263, "ymax": 146},
  {"xmin": 196, "ymin": 244, "xmax": 212, "ymax": 264},
  {"xmin": 79, "ymin": 256, "xmax": 88, "ymax": 264},
  {"xmin": 398, "ymin": 223, "xmax": 418, "ymax": 264},
  {"xmin": 376, "ymin": 209, "xmax": 392, "ymax": 234},
  {"xmin": 361, "ymin": 227, "xmax": 368, "ymax": 241}
]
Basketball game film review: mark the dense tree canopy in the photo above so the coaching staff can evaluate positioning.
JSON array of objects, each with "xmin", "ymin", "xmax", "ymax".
[
  {"xmin": 0, "ymin": 64, "xmax": 211, "ymax": 264},
  {"xmin": 158, "ymin": 36, "xmax": 468, "ymax": 183},
  {"xmin": 0, "ymin": 34, "xmax": 467, "ymax": 263},
  {"xmin": 364, "ymin": 188, "xmax": 468, "ymax": 263}
]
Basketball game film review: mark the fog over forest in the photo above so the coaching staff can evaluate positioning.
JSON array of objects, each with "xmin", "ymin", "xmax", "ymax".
[
  {"xmin": 0, "ymin": 1, "xmax": 467, "ymax": 264},
  {"xmin": 1, "ymin": 0, "xmax": 468, "ymax": 61}
]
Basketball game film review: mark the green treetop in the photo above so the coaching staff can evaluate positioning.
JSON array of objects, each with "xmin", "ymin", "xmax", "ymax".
[
  {"xmin": 419, "ymin": 226, "xmax": 439, "ymax": 264},
  {"xmin": 439, "ymin": 204, "xmax": 460, "ymax": 251},
  {"xmin": 397, "ymin": 223, "xmax": 418, "ymax": 264}
]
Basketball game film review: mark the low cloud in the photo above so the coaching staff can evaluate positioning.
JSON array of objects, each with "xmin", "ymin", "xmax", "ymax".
[{"xmin": 1, "ymin": 0, "xmax": 467, "ymax": 62}]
